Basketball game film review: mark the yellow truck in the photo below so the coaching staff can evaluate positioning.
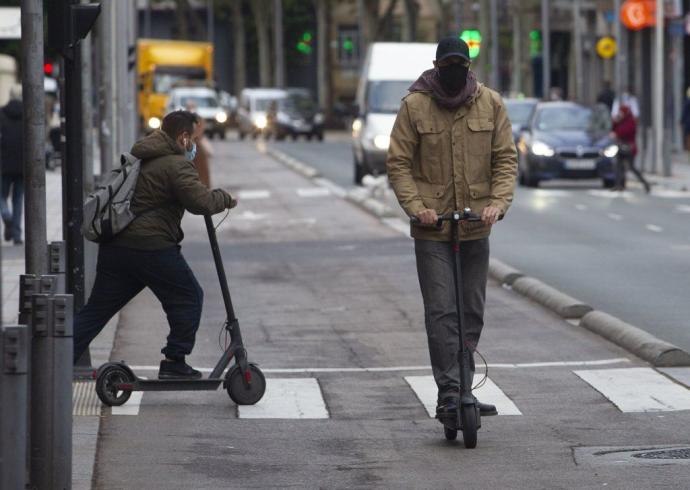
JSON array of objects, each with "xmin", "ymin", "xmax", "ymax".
[{"xmin": 137, "ymin": 39, "xmax": 214, "ymax": 131}]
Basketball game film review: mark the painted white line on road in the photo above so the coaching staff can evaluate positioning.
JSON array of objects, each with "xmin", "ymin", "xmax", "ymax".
[
  {"xmin": 575, "ymin": 204, "xmax": 588, "ymax": 211},
  {"xmin": 533, "ymin": 189, "xmax": 571, "ymax": 197},
  {"xmin": 296, "ymin": 187, "xmax": 331, "ymax": 198},
  {"xmin": 111, "ymin": 391, "xmax": 143, "ymax": 416},
  {"xmin": 381, "ymin": 217, "xmax": 410, "ymax": 237},
  {"xmin": 238, "ymin": 189, "xmax": 271, "ymax": 200},
  {"xmin": 233, "ymin": 210, "xmax": 267, "ymax": 221},
  {"xmin": 128, "ymin": 358, "xmax": 631, "ymax": 374},
  {"xmin": 313, "ymin": 177, "xmax": 347, "ymax": 198},
  {"xmin": 405, "ymin": 375, "xmax": 522, "ymax": 416},
  {"xmin": 607, "ymin": 213, "xmax": 623, "ymax": 221},
  {"xmin": 645, "ymin": 224, "xmax": 663, "ymax": 233},
  {"xmin": 652, "ymin": 189, "xmax": 690, "ymax": 199},
  {"xmin": 670, "ymin": 244, "xmax": 690, "ymax": 252},
  {"xmin": 588, "ymin": 190, "xmax": 633, "ymax": 199},
  {"xmin": 675, "ymin": 204, "xmax": 690, "ymax": 213},
  {"xmin": 574, "ymin": 367, "xmax": 690, "ymax": 412},
  {"xmin": 238, "ymin": 378, "xmax": 329, "ymax": 419}
]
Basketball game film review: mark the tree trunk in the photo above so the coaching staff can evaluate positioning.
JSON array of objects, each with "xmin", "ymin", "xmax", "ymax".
[
  {"xmin": 357, "ymin": 0, "xmax": 378, "ymax": 54},
  {"xmin": 251, "ymin": 0, "xmax": 272, "ymax": 87},
  {"xmin": 232, "ymin": 0, "xmax": 246, "ymax": 93},
  {"xmin": 314, "ymin": 0, "xmax": 332, "ymax": 116},
  {"xmin": 377, "ymin": 0, "xmax": 399, "ymax": 40},
  {"xmin": 401, "ymin": 0, "xmax": 418, "ymax": 42},
  {"xmin": 174, "ymin": 0, "xmax": 190, "ymax": 39}
]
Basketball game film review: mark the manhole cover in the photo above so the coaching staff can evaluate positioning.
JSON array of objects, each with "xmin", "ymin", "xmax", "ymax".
[{"xmin": 633, "ymin": 448, "xmax": 690, "ymax": 460}]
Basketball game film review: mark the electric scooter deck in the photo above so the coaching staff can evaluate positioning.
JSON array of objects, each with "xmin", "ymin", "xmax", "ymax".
[{"xmin": 94, "ymin": 215, "xmax": 266, "ymax": 408}]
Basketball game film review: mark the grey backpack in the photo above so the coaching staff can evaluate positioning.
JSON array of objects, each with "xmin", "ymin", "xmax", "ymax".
[{"xmin": 82, "ymin": 153, "xmax": 142, "ymax": 243}]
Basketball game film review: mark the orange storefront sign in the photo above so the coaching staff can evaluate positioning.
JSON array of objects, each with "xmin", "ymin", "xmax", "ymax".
[{"xmin": 621, "ymin": 0, "xmax": 656, "ymax": 30}]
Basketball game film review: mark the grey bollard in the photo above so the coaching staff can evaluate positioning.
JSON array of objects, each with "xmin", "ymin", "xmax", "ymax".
[
  {"xmin": 48, "ymin": 241, "xmax": 67, "ymax": 294},
  {"xmin": 0, "ymin": 325, "xmax": 29, "ymax": 490},
  {"xmin": 18, "ymin": 274, "xmax": 57, "ymax": 325},
  {"xmin": 29, "ymin": 294, "xmax": 74, "ymax": 490}
]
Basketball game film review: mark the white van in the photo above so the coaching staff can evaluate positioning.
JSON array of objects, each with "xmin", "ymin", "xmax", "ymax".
[
  {"xmin": 236, "ymin": 88, "xmax": 287, "ymax": 139},
  {"xmin": 351, "ymin": 42, "xmax": 436, "ymax": 184}
]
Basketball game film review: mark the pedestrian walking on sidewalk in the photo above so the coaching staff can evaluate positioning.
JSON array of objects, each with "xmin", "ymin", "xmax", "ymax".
[
  {"xmin": 0, "ymin": 85, "xmax": 25, "ymax": 245},
  {"xmin": 596, "ymin": 80, "xmax": 615, "ymax": 112},
  {"xmin": 611, "ymin": 104, "xmax": 650, "ymax": 193},
  {"xmin": 681, "ymin": 87, "xmax": 690, "ymax": 163},
  {"xmin": 73, "ymin": 110, "xmax": 237, "ymax": 379},
  {"xmin": 386, "ymin": 37, "xmax": 517, "ymax": 419}
]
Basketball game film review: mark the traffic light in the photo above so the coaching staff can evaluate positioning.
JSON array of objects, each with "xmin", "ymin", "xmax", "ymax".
[
  {"xmin": 44, "ymin": 62, "xmax": 54, "ymax": 76},
  {"xmin": 460, "ymin": 30, "xmax": 481, "ymax": 59},
  {"xmin": 342, "ymin": 38, "xmax": 354, "ymax": 54},
  {"xmin": 297, "ymin": 32, "xmax": 313, "ymax": 55},
  {"xmin": 529, "ymin": 30, "xmax": 542, "ymax": 57}
]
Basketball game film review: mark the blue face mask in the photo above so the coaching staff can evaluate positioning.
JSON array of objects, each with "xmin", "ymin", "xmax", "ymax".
[{"xmin": 185, "ymin": 143, "xmax": 197, "ymax": 161}]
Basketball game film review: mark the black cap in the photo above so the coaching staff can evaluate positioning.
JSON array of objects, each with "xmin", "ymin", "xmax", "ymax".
[{"xmin": 436, "ymin": 36, "xmax": 470, "ymax": 62}]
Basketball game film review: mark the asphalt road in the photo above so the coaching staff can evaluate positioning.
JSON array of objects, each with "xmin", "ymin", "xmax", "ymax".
[
  {"xmin": 270, "ymin": 135, "xmax": 690, "ymax": 352},
  {"xmin": 90, "ymin": 137, "xmax": 690, "ymax": 489}
]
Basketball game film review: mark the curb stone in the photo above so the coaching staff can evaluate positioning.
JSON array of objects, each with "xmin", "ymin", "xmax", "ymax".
[
  {"xmin": 511, "ymin": 276, "xmax": 593, "ymax": 319},
  {"xmin": 488, "ymin": 258, "xmax": 524, "ymax": 286}
]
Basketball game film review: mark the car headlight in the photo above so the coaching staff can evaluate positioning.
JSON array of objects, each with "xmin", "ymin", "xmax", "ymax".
[
  {"xmin": 352, "ymin": 118, "xmax": 363, "ymax": 137},
  {"xmin": 602, "ymin": 144, "xmax": 619, "ymax": 158},
  {"xmin": 531, "ymin": 141, "xmax": 555, "ymax": 157},
  {"xmin": 314, "ymin": 113, "xmax": 324, "ymax": 124},
  {"xmin": 373, "ymin": 134, "xmax": 390, "ymax": 150},
  {"xmin": 276, "ymin": 112, "xmax": 290, "ymax": 124},
  {"xmin": 148, "ymin": 117, "xmax": 161, "ymax": 129},
  {"xmin": 215, "ymin": 111, "xmax": 228, "ymax": 123},
  {"xmin": 253, "ymin": 114, "xmax": 267, "ymax": 129}
]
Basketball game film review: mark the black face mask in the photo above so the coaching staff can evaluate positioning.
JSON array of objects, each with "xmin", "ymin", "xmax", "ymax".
[{"xmin": 438, "ymin": 63, "xmax": 469, "ymax": 95}]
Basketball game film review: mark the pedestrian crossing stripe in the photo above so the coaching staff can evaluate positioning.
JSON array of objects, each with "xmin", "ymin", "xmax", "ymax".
[
  {"xmin": 405, "ymin": 375, "xmax": 522, "ymax": 417},
  {"xmin": 574, "ymin": 367, "xmax": 690, "ymax": 413},
  {"xmin": 237, "ymin": 378, "xmax": 329, "ymax": 419}
]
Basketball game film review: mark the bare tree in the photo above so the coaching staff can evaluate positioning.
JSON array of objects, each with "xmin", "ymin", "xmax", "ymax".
[
  {"xmin": 231, "ymin": 0, "xmax": 246, "ymax": 93},
  {"xmin": 401, "ymin": 0, "xmax": 419, "ymax": 41},
  {"xmin": 250, "ymin": 0, "xmax": 272, "ymax": 87},
  {"xmin": 172, "ymin": 0, "xmax": 205, "ymax": 39},
  {"xmin": 314, "ymin": 0, "xmax": 333, "ymax": 116}
]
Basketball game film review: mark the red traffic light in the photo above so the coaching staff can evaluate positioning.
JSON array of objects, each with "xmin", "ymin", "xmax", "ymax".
[{"xmin": 44, "ymin": 62, "xmax": 53, "ymax": 76}]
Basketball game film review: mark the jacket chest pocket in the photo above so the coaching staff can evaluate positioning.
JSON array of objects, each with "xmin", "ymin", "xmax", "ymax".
[
  {"xmin": 416, "ymin": 120, "xmax": 445, "ymax": 183},
  {"xmin": 467, "ymin": 118, "xmax": 494, "ymax": 156}
]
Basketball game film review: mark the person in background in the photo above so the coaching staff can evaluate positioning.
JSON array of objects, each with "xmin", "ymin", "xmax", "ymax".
[
  {"xmin": 185, "ymin": 102, "xmax": 212, "ymax": 187},
  {"xmin": 596, "ymin": 80, "xmax": 615, "ymax": 112},
  {"xmin": 0, "ymin": 85, "xmax": 25, "ymax": 245},
  {"xmin": 680, "ymin": 87, "xmax": 690, "ymax": 163},
  {"xmin": 611, "ymin": 104, "xmax": 650, "ymax": 193},
  {"xmin": 612, "ymin": 85, "xmax": 640, "ymax": 120}
]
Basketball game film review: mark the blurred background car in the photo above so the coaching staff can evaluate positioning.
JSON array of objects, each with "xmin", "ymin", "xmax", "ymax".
[
  {"xmin": 504, "ymin": 97, "xmax": 538, "ymax": 143},
  {"xmin": 236, "ymin": 88, "xmax": 286, "ymax": 140},
  {"xmin": 517, "ymin": 102, "xmax": 618, "ymax": 188},
  {"xmin": 167, "ymin": 86, "xmax": 229, "ymax": 139},
  {"xmin": 218, "ymin": 90, "xmax": 238, "ymax": 127},
  {"xmin": 351, "ymin": 42, "xmax": 437, "ymax": 184},
  {"xmin": 268, "ymin": 88, "xmax": 324, "ymax": 141}
]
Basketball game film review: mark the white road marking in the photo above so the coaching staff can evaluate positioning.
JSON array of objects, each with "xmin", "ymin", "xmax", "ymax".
[
  {"xmin": 128, "ymin": 358, "xmax": 631, "ymax": 374},
  {"xmin": 588, "ymin": 190, "xmax": 633, "ymax": 199},
  {"xmin": 237, "ymin": 378, "xmax": 329, "ymax": 419},
  {"xmin": 405, "ymin": 375, "xmax": 522, "ymax": 416},
  {"xmin": 645, "ymin": 224, "xmax": 663, "ymax": 233},
  {"xmin": 313, "ymin": 177, "xmax": 347, "ymax": 198},
  {"xmin": 670, "ymin": 244, "xmax": 690, "ymax": 252},
  {"xmin": 575, "ymin": 204, "xmax": 588, "ymax": 211},
  {"xmin": 574, "ymin": 367, "xmax": 690, "ymax": 412},
  {"xmin": 238, "ymin": 189, "xmax": 271, "ymax": 200},
  {"xmin": 233, "ymin": 210, "xmax": 267, "ymax": 221},
  {"xmin": 607, "ymin": 213, "xmax": 623, "ymax": 221},
  {"xmin": 111, "ymin": 391, "xmax": 143, "ymax": 416},
  {"xmin": 381, "ymin": 217, "xmax": 410, "ymax": 237},
  {"xmin": 533, "ymin": 189, "xmax": 571, "ymax": 197},
  {"xmin": 296, "ymin": 187, "xmax": 332, "ymax": 198},
  {"xmin": 675, "ymin": 204, "xmax": 690, "ymax": 213},
  {"xmin": 652, "ymin": 188, "xmax": 690, "ymax": 199}
]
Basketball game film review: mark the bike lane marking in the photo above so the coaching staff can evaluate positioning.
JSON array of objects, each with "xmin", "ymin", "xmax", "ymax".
[{"xmin": 237, "ymin": 378, "xmax": 329, "ymax": 419}]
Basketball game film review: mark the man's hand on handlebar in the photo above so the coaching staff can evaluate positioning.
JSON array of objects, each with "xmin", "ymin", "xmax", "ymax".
[
  {"xmin": 415, "ymin": 208, "xmax": 438, "ymax": 226},
  {"xmin": 481, "ymin": 206, "xmax": 502, "ymax": 226}
]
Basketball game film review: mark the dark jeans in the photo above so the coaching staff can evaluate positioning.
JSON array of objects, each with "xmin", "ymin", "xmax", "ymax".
[
  {"xmin": 0, "ymin": 175, "xmax": 24, "ymax": 241},
  {"xmin": 415, "ymin": 238, "xmax": 489, "ymax": 401},
  {"xmin": 615, "ymin": 153, "xmax": 650, "ymax": 191},
  {"xmin": 73, "ymin": 245, "xmax": 204, "ymax": 364}
]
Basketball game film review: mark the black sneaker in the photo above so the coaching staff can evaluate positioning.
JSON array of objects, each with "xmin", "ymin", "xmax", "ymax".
[
  {"xmin": 477, "ymin": 399, "xmax": 498, "ymax": 416},
  {"xmin": 435, "ymin": 397, "xmax": 458, "ymax": 418},
  {"xmin": 158, "ymin": 359, "xmax": 202, "ymax": 380},
  {"xmin": 3, "ymin": 220, "xmax": 11, "ymax": 242}
]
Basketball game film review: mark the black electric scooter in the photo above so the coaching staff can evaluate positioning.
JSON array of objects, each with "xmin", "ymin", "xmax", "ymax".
[
  {"xmin": 411, "ymin": 208, "xmax": 483, "ymax": 448},
  {"xmin": 95, "ymin": 215, "xmax": 266, "ymax": 408}
]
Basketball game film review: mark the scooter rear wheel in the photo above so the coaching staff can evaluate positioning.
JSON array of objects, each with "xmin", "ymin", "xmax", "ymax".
[
  {"xmin": 226, "ymin": 363, "xmax": 266, "ymax": 405},
  {"xmin": 461, "ymin": 405, "xmax": 478, "ymax": 449},
  {"xmin": 444, "ymin": 426, "xmax": 458, "ymax": 441},
  {"xmin": 96, "ymin": 364, "xmax": 133, "ymax": 407}
]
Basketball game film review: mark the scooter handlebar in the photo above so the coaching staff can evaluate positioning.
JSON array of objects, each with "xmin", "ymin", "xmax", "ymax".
[{"xmin": 410, "ymin": 209, "xmax": 483, "ymax": 227}]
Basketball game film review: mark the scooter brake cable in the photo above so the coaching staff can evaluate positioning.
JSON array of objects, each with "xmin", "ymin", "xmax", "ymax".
[
  {"xmin": 214, "ymin": 209, "xmax": 231, "ymax": 230},
  {"xmin": 472, "ymin": 349, "xmax": 489, "ymax": 390}
]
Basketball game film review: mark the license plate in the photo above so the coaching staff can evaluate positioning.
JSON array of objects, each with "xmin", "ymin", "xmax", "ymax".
[{"xmin": 564, "ymin": 159, "xmax": 596, "ymax": 170}]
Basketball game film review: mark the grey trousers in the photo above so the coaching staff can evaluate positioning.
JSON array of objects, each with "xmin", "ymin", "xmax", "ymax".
[{"xmin": 414, "ymin": 237, "xmax": 489, "ymax": 401}]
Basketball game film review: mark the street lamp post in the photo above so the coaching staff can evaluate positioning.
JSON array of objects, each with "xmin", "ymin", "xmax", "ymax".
[
  {"xmin": 653, "ymin": 0, "xmax": 666, "ymax": 176},
  {"xmin": 541, "ymin": 0, "xmax": 550, "ymax": 99}
]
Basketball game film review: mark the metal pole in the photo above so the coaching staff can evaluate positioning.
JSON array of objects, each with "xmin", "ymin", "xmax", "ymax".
[
  {"xmin": 541, "ymin": 0, "xmax": 550, "ymax": 99},
  {"xmin": 144, "ymin": 0, "xmax": 152, "ymax": 38},
  {"xmin": 0, "ymin": 325, "xmax": 29, "ymax": 490},
  {"xmin": 21, "ymin": 0, "xmax": 48, "ymax": 275},
  {"xmin": 82, "ymin": 0, "xmax": 94, "ymax": 194},
  {"xmin": 512, "ymin": 2, "xmax": 521, "ymax": 95},
  {"xmin": 653, "ymin": 0, "xmax": 665, "ymax": 175},
  {"xmin": 98, "ymin": 0, "xmax": 114, "ymax": 175},
  {"xmin": 207, "ymin": 0, "xmax": 214, "ymax": 44},
  {"xmin": 453, "ymin": 0, "xmax": 462, "ymax": 33},
  {"xmin": 613, "ymin": 0, "xmax": 623, "ymax": 99},
  {"xmin": 274, "ymin": 0, "xmax": 285, "ymax": 88},
  {"xmin": 489, "ymin": 0, "xmax": 498, "ymax": 90},
  {"xmin": 573, "ymin": 0, "xmax": 584, "ymax": 102}
]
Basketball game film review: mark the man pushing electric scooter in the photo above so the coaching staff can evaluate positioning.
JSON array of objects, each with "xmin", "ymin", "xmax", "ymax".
[{"xmin": 387, "ymin": 37, "xmax": 517, "ymax": 447}]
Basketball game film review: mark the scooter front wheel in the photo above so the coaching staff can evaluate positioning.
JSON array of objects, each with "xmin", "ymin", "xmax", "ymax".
[
  {"xmin": 461, "ymin": 405, "xmax": 479, "ymax": 449},
  {"xmin": 226, "ymin": 363, "xmax": 266, "ymax": 405},
  {"xmin": 96, "ymin": 364, "xmax": 133, "ymax": 407},
  {"xmin": 444, "ymin": 426, "xmax": 458, "ymax": 441}
]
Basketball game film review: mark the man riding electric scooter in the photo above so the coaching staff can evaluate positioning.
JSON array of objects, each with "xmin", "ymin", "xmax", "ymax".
[
  {"xmin": 73, "ymin": 110, "xmax": 237, "ymax": 379},
  {"xmin": 387, "ymin": 38, "xmax": 517, "ymax": 426}
]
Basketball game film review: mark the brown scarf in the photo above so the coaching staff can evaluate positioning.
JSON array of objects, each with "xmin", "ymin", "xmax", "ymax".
[{"xmin": 408, "ymin": 69, "xmax": 478, "ymax": 110}]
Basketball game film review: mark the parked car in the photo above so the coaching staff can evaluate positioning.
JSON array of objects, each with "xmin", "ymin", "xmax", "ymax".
[
  {"xmin": 504, "ymin": 97, "xmax": 538, "ymax": 142},
  {"xmin": 268, "ymin": 88, "xmax": 324, "ymax": 141},
  {"xmin": 352, "ymin": 42, "xmax": 437, "ymax": 184},
  {"xmin": 218, "ymin": 90, "xmax": 238, "ymax": 126},
  {"xmin": 166, "ymin": 86, "xmax": 229, "ymax": 139},
  {"xmin": 516, "ymin": 102, "xmax": 618, "ymax": 188},
  {"xmin": 236, "ymin": 88, "xmax": 287, "ymax": 139}
]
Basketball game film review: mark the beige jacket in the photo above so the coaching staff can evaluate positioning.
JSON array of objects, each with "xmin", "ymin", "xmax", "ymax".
[{"xmin": 386, "ymin": 84, "xmax": 517, "ymax": 241}]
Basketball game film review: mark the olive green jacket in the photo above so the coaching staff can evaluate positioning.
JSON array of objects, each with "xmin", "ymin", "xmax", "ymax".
[
  {"xmin": 109, "ymin": 130, "xmax": 233, "ymax": 250},
  {"xmin": 386, "ymin": 84, "xmax": 517, "ymax": 241}
]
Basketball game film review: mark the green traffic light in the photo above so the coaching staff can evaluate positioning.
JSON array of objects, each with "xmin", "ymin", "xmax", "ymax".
[{"xmin": 460, "ymin": 30, "xmax": 481, "ymax": 59}]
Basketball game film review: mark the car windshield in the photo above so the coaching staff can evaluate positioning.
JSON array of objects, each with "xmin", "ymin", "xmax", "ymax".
[
  {"xmin": 255, "ymin": 97, "xmax": 284, "ymax": 111},
  {"xmin": 535, "ymin": 106, "xmax": 611, "ymax": 131},
  {"xmin": 367, "ymin": 81, "xmax": 411, "ymax": 113},
  {"xmin": 179, "ymin": 95, "xmax": 218, "ymax": 108},
  {"xmin": 506, "ymin": 102, "xmax": 535, "ymax": 124}
]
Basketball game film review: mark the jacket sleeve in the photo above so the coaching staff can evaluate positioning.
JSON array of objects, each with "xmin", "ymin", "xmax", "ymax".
[
  {"xmin": 488, "ymin": 93, "xmax": 518, "ymax": 214},
  {"xmin": 386, "ymin": 99, "xmax": 426, "ymax": 216},
  {"xmin": 170, "ymin": 159, "xmax": 232, "ymax": 215}
]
